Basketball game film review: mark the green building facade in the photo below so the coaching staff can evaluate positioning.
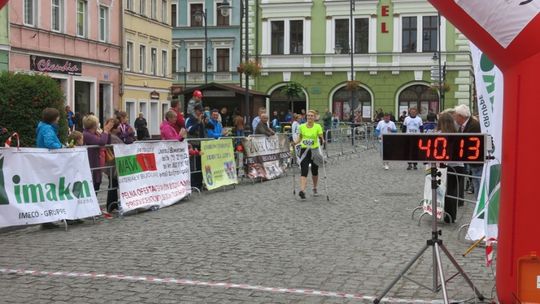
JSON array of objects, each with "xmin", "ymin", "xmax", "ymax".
[
  {"xmin": 251, "ymin": 0, "xmax": 472, "ymax": 121},
  {"xmin": 0, "ymin": 5, "xmax": 8, "ymax": 72}
]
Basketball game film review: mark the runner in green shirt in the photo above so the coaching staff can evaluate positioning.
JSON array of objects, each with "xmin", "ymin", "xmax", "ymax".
[{"xmin": 294, "ymin": 110, "xmax": 325, "ymax": 199}]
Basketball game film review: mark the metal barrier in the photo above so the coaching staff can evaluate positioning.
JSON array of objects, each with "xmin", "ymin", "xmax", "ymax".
[{"xmin": 411, "ymin": 167, "xmax": 482, "ymax": 228}]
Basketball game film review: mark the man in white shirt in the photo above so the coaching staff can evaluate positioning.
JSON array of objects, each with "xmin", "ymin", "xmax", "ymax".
[
  {"xmin": 376, "ymin": 113, "xmax": 397, "ymax": 170},
  {"xmin": 403, "ymin": 108, "xmax": 423, "ymax": 170}
]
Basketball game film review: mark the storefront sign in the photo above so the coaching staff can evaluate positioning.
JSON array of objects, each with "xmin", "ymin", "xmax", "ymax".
[
  {"xmin": 381, "ymin": 5, "xmax": 390, "ymax": 33},
  {"xmin": 150, "ymin": 90, "xmax": 160, "ymax": 100},
  {"xmin": 30, "ymin": 56, "xmax": 82, "ymax": 75}
]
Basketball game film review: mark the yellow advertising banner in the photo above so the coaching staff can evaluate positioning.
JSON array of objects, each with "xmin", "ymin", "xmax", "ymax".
[{"xmin": 200, "ymin": 139, "xmax": 237, "ymax": 190}]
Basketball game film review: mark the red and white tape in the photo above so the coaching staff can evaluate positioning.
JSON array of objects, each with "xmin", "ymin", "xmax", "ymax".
[{"xmin": 0, "ymin": 268, "xmax": 451, "ymax": 303}]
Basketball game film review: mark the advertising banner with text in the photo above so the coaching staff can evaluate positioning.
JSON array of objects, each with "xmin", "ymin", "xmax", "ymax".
[
  {"xmin": 467, "ymin": 44, "xmax": 503, "ymax": 241},
  {"xmin": 114, "ymin": 141, "xmax": 191, "ymax": 213},
  {"xmin": 200, "ymin": 139, "xmax": 237, "ymax": 190},
  {"xmin": 0, "ymin": 148, "xmax": 101, "ymax": 228},
  {"xmin": 241, "ymin": 135, "xmax": 291, "ymax": 180}
]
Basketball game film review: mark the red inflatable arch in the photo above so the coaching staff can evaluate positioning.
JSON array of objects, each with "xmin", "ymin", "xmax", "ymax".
[
  {"xmin": 428, "ymin": 1, "xmax": 540, "ymax": 303},
  {"xmin": 0, "ymin": 1, "xmax": 7, "ymax": 10}
]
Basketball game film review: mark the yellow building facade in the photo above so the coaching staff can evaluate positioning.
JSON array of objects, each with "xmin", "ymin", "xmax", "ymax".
[{"xmin": 122, "ymin": 0, "xmax": 172, "ymax": 137}]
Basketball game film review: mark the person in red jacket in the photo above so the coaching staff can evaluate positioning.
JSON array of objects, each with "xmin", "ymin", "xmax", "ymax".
[{"xmin": 170, "ymin": 100, "xmax": 185, "ymax": 132}]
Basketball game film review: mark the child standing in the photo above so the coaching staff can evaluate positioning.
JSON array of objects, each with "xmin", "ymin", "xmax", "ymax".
[{"xmin": 376, "ymin": 113, "xmax": 397, "ymax": 170}]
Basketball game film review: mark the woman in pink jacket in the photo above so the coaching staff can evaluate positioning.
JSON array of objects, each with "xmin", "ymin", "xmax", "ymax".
[{"xmin": 160, "ymin": 110, "xmax": 187, "ymax": 141}]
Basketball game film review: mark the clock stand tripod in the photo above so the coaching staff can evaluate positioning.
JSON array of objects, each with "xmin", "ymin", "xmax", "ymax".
[{"xmin": 373, "ymin": 163, "xmax": 485, "ymax": 304}]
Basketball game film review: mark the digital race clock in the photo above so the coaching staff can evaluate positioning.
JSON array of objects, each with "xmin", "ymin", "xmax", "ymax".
[{"xmin": 381, "ymin": 133, "xmax": 487, "ymax": 163}]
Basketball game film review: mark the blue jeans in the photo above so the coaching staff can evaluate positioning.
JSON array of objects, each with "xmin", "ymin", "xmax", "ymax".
[{"xmin": 470, "ymin": 165, "xmax": 484, "ymax": 197}]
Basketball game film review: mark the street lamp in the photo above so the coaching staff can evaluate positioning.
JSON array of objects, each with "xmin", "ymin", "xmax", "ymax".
[
  {"xmin": 218, "ymin": 0, "xmax": 231, "ymax": 17},
  {"xmin": 193, "ymin": 9, "xmax": 209, "ymax": 86}
]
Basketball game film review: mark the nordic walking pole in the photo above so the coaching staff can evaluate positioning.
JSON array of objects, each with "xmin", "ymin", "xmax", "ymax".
[{"xmin": 319, "ymin": 145, "xmax": 330, "ymax": 201}]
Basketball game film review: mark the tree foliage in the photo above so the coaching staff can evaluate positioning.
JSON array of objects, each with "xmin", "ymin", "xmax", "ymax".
[
  {"xmin": 280, "ymin": 81, "xmax": 305, "ymax": 100},
  {"xmin": 0, "ymin": 72, "xmax": 67, "ymax": 147}
]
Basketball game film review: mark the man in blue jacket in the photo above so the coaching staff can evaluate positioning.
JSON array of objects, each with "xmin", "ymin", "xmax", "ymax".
[{"xmin": 206, "ymin": 109, "xmax": 224, "ymax": 139}]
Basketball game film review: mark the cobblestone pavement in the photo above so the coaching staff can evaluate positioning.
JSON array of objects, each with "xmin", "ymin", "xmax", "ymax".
[{"xmin": 0, "ymin": 149, "xmax": 496, "ymax": 303}]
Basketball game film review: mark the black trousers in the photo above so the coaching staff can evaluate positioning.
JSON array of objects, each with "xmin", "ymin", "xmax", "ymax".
[
  {"xmin": 300, "ymin": 149, "xmax": 319, "ymax": 177},
  {"xmin": 445, "ymin": 166, "xmax": 466, "ymax": 223}
]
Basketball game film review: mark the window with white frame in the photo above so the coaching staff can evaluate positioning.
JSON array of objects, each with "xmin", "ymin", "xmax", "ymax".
[
  {"xmin": 422, "ymin": 16, "xmax": 438, "ymax": 53},
  {"xmin": 77, "ymin": 0, "xmax": 88, "ymax": 37},
  {"xmin": 151, "ymin": 0, "xmax": 157, "ymax": 19},
  {"xmin": 51, "ymin": 0, "xmax": 64, "ymax": 32},
  {"xmin": 24, "ymin": 0, "xmax": 37, "ymax": 26},
  {"xmin": 99, "ymin": 6, "xmax": 109, "ymax": 42},
  {"xmin": 289, "ymin": 20, "xmax": 303, "ymax": 55},
  {"xmin": 151, "ymin": 48, "xmax": 157, "ymax": 75},
  {"xmin": 216, "ymin": 49, "xmax": 229, "ymax": 72},
  {"xmin": 140, "ymin": 45, "xmax": 146, "ymax": 73},
  {"xmin": 126, "ymin": 42, "xmax": 134, "ymax": 71},
  {"xmin": 402, "ymin": 16, "xmax": 417, "ymax": 53},
  {"xmin": 216, "ymin": 3, "xmax": 230, "ymax": 26},
  {"xmin": 140, "ymin": 0, "xmax": 146, "ymax": 16},
  {"xmin": 270, "ymin": 20, "xmax": 305, "ymax": 55},
  {"xmin": 127, "ymin": 0, "xmax": 133, "ymax": 11},
  {"xmin": 271, "ymin": 21, "xmax": 284, "ymax": 55},
  {"xmin": 171, "ymin": 3, "xmax": 177, "ymax": 27},
  {"xmin": 162, "ymin": 0, "xmax": 168, "ymax": 23},
  {"xmin": 162, "ymin": 50, "xmax": 168, "ymax": 76},
  {"xmin": 172, "ymin": 49, "xmax": 177, "ymax": 74},
  {"xmin": 190, "ymin": 49, "xmax": 203, "ymax": 72},
  {"xmin": 190, "ymin": 3, "xmax": 203, "ymax": 27},
  {"xmin": 334, "ymin": 18, "xmax": 369, "ymax": 54}
]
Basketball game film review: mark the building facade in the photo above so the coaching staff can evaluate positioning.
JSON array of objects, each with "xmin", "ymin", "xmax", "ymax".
[
  {"xmin": 172, "ymin": 0, "xmax": 242, "ymax": 90},
  {"xmin": 123, "ymin": 0, "xmax": 173, "ymax": 137},
  {"xmin": 254, "ymin": 0, "xmax": 473, "ymax": 121},
  {"xmin": 0, "ymin": 5, "xmax": 8, "ymax": 71},
  {"xmin": 9, "ymin": 0, "xmax": 122, "ymax": 123}
]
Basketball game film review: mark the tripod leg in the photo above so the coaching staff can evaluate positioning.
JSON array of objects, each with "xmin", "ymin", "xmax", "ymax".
[
  {"xmin": 439, "ymin": 243, "xmax": 485, "ymax": 301},
  {"xmin": 434, "ymin": 243, "xmax": 449, "ymax": 304},
  {"xmin": 373, "ymin": 243, "xmax": 430, "ymax": 304}
]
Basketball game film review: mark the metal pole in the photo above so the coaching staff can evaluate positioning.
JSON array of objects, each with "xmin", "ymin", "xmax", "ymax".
[
  {"xmin": 244, "ymin": 0, "xmax": 250, "ymax": 130},
  {"xmin": 438, "ymin": 13, "xmax": 443, "ymax": 111},
  {"xmin": 204, "ymin": 8, "xmax": 208, "ymax": 86},
  {"xmin": 350, "ymin": 0, "xmax": 355, "ymax": 146},
  {"xmin": 430, "ymin": 163, "xmax": 439, "ymax": 290}
]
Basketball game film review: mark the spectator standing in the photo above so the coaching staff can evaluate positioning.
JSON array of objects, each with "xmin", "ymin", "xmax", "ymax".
[
  {"xmin": 66, "ymin": 105, "xmax": 75, "ymax": 132},
  {"xmin": 291, "ymin": 114, "xmax": 301, "ymax": 142},
  {"xmin": 453, "ymin": 104, "xmax": 482, "ymax": 199},
  {"xmin": 73, "ymin": 112, "xmax": 84, "ymax": 132},
  {"xmin": 104, "ymin": 118, "xmax": 124, "ymax": 213},
  {"xmin": 271, "ymin": 111, "xmax": 280, "ymax": 132},
  {"xmin": 284, "ymin": 109, "xmax": 293, "ymax": 122},
  {"xmin": 35, "ymin": 108, "xmax": 63, "ymax": 228},
  {"xmin": 206, "ymin": 109, "xmax": 225, "ymax": 139},
  {"xmin": 134, "ymin": 113, "xmax": 149, "ymax": 140},
  {"xmin": 251, "ymin": 107, "xmax": 266, "ymax": 133},
  {"xmin": 170, "ymin": 100, "xmax": 186, "ymax": 131},
  {"xmin": 187, "ymin": 90, "xmax": 203, "ymax": 116},
  {"xmin": 83, "ymin": 115, "xmax": 114, "ymax": 191},
  {"xmin": 232, "ymin": 109, "xmax": 245, "ymax": 137},
  {"xmin": 116, "ymin": 111, "xmax": 136, "ymax": 144},
  {"xmin": 398, "ymin": 111, "xmax": 407, "ymax": 123},
  {"xmin": 36, "ymin": 108, "xmax": 63, "ymax": 149},
  {"xmin": 185, "ymin": 105, "xmax": 207, "ymax": 138},
  {"xmin": 67, "ymin": 131, "xmax": 84, "ymax": 147},
  {"xmin": 437, "ymin": 112, "xmax": 465, "ymax": 223},
  {"xmin": 220, "ymin": 107, "xmax": 231, "ymax": 127},
  {"xmin": 160, "ymin": 111, "xmax": 188, "ymax": 141},
  {"xmin": 375, "ymin": 113, "xmax": 397, "ymax": 170},
  {"xmin": 403, "ymin": 108, "xmax": 423, "ymax": 170},
  {"xmin": 423, "ymin": 111, "xmax": 438, "ymax": 133},
  {"xmin": 255, "ymin": 113, "xmax": 275, "ymax": 137}
]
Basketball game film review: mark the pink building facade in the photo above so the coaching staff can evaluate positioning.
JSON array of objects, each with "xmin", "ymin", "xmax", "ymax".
[{"xmin": 9, "ymin": 0, "xmax": 121, "ymax": 122}]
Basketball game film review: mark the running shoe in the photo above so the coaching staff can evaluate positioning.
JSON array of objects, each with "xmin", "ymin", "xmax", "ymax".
[
  {"xmin": 299, "ymin": 191, "xmax": 306, "ymax": 199},
  {"xmin": 313, "ymin": 189, "xmax": 319, "ymax": 197}
]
